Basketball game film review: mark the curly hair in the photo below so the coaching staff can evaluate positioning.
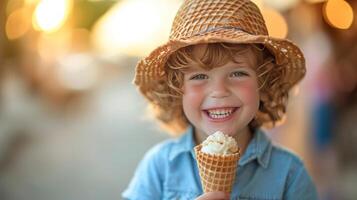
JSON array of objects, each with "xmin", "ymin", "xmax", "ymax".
[{"xmin": 148, "ymin": 42, "xmax": 290, "ymax": 135}]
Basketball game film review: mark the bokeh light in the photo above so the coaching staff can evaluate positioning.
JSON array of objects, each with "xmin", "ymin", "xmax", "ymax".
[
  {"xmin": 25, "ymin": 0, "xmax": 39, "ymax": 4},
  {"xmin": 6, "ymin": 0, "xmax": 24, "ymax": 15},
  {"xmin": 91, "ymin": 0, "xmax": 181, "ymax": 57},
  {"xmin": 264, "ymin": 0, "xmax": 300, "ymax": 11},
  {"xmin": 251, "ymin": 0, "xmax": 264, "ymax": 9},
  {"xmin": 323, "ymin": 0, "xmax": 354, "ymax": 29},
  {"xmin": 261, "ymin": 7, "xmax": 288, "ymax": 38},
  {"xmin": 32, "ymin": 0, "xmax": 72, "ymax": 33},
  {"xmin": 57, "ymin": 54, "xmax": 99, "ymax": 91},
  {"xmin": 305, "ymin": 0, "xmax": 328, "ymax": 3},
  {"xmin": 37, "ymin": 32, "xmax": 71, "ymax": 62},
  {"xmin": 6, "ymin": 7, "xmax": 31, "ymax": 40}
]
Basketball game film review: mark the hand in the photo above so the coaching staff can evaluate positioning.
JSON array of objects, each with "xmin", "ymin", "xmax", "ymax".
[{"xmin": 195, "ymin": 191, "xmax": 230, "ymax": 200}]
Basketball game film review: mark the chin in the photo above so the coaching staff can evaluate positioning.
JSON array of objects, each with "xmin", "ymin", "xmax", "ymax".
[
  {"xmin": 222, "ymin": 129, "xmax": 239, "ymax": 137},
  {"xmin": 204, "ymin": 127, "xmax": 237, "ymax": 137}
]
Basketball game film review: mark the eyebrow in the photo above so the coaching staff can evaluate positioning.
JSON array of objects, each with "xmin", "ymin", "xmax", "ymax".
[
  {"xmin": 181, "ymin": 65, "xmax": 204, "ymax": 73},
  {"xmin": 230, "ymin": 62, "xmax": 255, "ymax": 70},
  {"xmin": 231, "ymin": 56, "xmax": 256, "ymax": 67}
]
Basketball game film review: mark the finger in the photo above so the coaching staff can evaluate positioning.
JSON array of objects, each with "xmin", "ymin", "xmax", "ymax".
[{"xmin": 196, "ymin": 191, "xmax": 230, "ymax": 200}]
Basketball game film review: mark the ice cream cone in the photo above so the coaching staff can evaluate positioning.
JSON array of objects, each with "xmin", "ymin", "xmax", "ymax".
[{"xmin": 194, "ymin": 144, "xmax": 240, "ymax": 193}]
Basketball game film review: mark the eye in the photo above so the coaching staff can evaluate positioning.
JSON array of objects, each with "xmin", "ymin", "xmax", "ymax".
[
  {"xmin": 190, "ymin": 74, "xmax": 208, "ymax": 80},
  {"xmin": 231, "ymin": 71, "xmax": 249, "ymax": 77}
]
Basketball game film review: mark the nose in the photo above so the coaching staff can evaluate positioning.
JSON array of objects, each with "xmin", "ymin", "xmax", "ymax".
[{"xmin": 209, "ymin": 79, "xmax": 230, "ymax": 98}]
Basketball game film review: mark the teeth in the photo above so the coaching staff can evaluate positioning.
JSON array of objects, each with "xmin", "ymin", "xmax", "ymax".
[{"xmin": 207, "ymin": 108, "xmax": 234, "ymax": 119}]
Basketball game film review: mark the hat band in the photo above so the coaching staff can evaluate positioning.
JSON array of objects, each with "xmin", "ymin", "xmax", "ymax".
[
  {"xmin": 194, "ymin": 26, "xmax": 254, "ymax": 37},
  {"xmin": 172, "ymin": 26, "xmax": 258, "ymax": 40}
]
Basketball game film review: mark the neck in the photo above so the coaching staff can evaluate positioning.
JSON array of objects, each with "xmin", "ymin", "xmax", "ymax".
[{"xmin": 194, "ymin": 126, "xmax": 253, "ymax": 155}]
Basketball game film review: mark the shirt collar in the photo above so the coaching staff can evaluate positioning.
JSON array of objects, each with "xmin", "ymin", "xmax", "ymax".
[
  {"xmin": 168, "ymin": 126, "xmax": 272, "ymax": 168},
  {"xmin": 168, "ymin": 126, "xmax": 196, "ymax": 161},
  {"xmin": 238, "ymin": 129, "xmax": 272, "ymax": 168}
]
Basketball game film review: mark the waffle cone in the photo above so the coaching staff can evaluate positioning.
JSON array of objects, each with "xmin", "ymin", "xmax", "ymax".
[{"xmin": 194, "ymin": 144, "xmax": 240, "ymax": 193}]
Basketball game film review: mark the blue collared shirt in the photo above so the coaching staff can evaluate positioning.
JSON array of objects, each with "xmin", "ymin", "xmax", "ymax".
[{"xmin": 122, "ymin": 127, "xmax": 318, "ymax": 200}]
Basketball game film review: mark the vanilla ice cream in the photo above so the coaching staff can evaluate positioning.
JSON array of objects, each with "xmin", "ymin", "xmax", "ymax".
[{"xmin": 201, "ymin": 131, "xmax": 238, "ymax": 155}]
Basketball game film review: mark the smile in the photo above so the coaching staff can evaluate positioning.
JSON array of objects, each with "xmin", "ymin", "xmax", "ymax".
[{"xmin": 204, "ymin": 107, "xmax": 238, "ymax": 121}]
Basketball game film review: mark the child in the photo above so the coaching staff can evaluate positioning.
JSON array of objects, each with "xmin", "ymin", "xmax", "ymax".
[{"xmin": 123, "ymin": 0, "xmax": 318, "ymax": 199}]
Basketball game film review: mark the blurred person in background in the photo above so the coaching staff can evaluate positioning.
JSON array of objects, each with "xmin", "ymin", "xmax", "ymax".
[
  {"xmin": 325, "ymin": 7, "xmax": 357, "ymax": 199},
  {"xmin": 308, "ymin": 1, "xmax": 357, "ymax": 199}
]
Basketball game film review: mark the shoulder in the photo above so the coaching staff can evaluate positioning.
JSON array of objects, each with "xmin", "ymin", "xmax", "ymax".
[
  {"xmin": 270, "ymin": 144, "xmax": 318, "ymax": 195},
  {"xmin": 142, "ymin": 134, "xmax": 186, "ymax": 164},
  {"xmin": 253, "ymin": 130, "xmax": 305, "ymax": 170},
  {"xmin": 257, "ymin": 136, "xmax": 309, "ymax": 178},
  {"xmin": 148, "ymin": 132, "xmax": 187, "ymax": 153},
  {"xmin": 268, "ymin": 143, "xmax": 309, "ymax": 180},
  {"xmin": 122, "ymin": 135, "xmax": 188, "ymax": 200},
  {"xmin": 270, "ymin": 143, "xmax": 305, "ymax": 168},
  {"xmin": 268, "ymin": 146, "xmax": 319, "ymax": 199}
]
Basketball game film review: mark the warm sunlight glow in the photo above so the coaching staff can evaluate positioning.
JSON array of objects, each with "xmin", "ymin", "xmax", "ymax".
[
  {"xmin": 57, "ymin": 54, "xmax": 99, "ymax": 91},
  {"xmin": 32, "ymin": 0, "xmax": 72, "ymax": 33},
  {"xmin": 92, "ymin": 0, "xmax": 181, "ymax": 57},
  {"xmin": 323, "ymin": 0, "xmax": 354, "ymax": 29},
  {"xmin": 251, "ymin": 0, "xmax": 264, "ymax": 9},
  {"xmin": 25, "ymin": 0, "xmax": 39, "ymax": 4},
  {"xmin": 261, "ymin": 7, "xmax": 288, "ymax": 38},
  {"xmin": 305, "ymin": 0, "xmax": 327, "ymax": 3},
  {"xmin": 264, "ymin": 0, "xmax": 300, "ymax": 11},
  {"xmin": 6, "ymin": 8, "xmax": 31, "ymax": 40}
]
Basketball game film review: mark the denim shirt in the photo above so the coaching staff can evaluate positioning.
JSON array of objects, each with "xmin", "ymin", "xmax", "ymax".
[{"xmin": 122, "ymin": 127, "xmax": 318, "ymax": 200}]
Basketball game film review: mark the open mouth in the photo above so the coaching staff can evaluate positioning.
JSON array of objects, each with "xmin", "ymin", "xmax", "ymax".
[{"xmin": 203, "ymin": 107, "xmax": 238, "ymax": 121}]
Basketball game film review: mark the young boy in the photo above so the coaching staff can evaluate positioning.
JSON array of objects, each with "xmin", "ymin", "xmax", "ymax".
[{"xmin": 123, "ymin": 0, "xmax": 318, "ymax": 199}]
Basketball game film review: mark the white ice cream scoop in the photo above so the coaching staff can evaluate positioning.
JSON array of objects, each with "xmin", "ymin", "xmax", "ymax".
[{"xmin": 201, "ymin": 131, "xmax": 238, "ymax": 155}]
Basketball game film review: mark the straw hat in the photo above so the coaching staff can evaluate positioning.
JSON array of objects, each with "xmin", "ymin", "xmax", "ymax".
[{"xmin": 134, "ymin": 0, "xmax": 305, "ymax": 105}]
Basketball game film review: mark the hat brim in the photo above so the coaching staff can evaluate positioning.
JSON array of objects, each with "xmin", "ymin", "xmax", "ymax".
[{"xmin": 134, "ymin": 28, "xmax": 305, "ymax": 102}]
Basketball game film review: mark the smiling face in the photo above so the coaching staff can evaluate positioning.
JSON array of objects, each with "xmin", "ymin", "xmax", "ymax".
[{"xmin": 181, "ymin": 44, "xmax": 260, "ymax": 140}]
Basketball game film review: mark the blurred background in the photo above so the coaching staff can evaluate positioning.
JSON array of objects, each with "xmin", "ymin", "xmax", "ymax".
[{"xmin": 0, "ymin": 0, "xmax": 356, "ymax": 199}]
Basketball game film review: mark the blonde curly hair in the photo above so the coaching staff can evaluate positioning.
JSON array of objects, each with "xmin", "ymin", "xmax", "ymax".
[{"xmin": 148, "ymin": 42, "xmax": 290, "ymax": 135}]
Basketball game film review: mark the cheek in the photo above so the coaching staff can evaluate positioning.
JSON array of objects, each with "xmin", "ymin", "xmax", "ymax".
[
  {"xmin": 182, "ymin": 84, "xmax": 205, "ymax": 112},
  {"xmin": 182, "ymin": 84, "xmax": 205, "ymax": 100},
  {"xmin": 236, "ymin": 81, "xmax": 260, "ymax": 105}
]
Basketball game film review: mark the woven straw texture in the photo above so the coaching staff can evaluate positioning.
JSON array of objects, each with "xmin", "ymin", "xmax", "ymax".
[
  {"xmin": 194, "ymin": 145, "xmax": 241, "ymax": 193},
  {"xmin": 134, "ymin": 0, "xmax": 305, "ymax": 107}
]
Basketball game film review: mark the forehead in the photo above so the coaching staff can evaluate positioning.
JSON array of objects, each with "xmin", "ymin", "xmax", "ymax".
[{"xmin": 191, "ymin": 43, "xmax": 259, "ymax": 67}]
